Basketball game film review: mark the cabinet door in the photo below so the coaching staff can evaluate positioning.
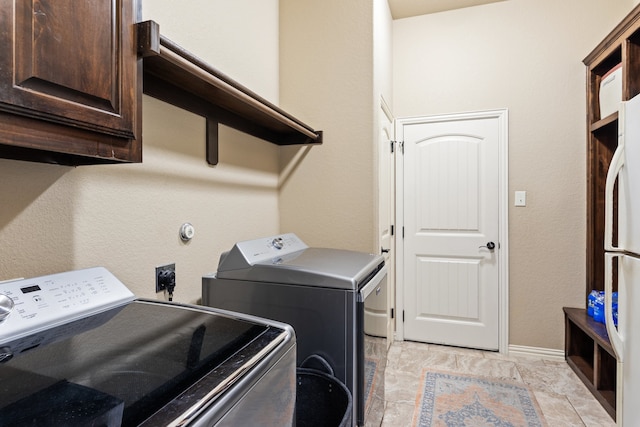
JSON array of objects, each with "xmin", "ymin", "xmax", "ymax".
[{"xmin": 0, "ymin": 0, "xmax": 140, "ymax": 163}]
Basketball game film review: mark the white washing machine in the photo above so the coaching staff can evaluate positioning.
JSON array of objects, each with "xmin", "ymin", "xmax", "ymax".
[{"xmin": 0, "ymin": 267, "xmax": 296, "ymax": 426}]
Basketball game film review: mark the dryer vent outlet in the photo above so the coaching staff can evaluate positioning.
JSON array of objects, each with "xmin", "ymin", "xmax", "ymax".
[{"xmin": 156, "ymin": 264, "xmax": 176, "ymax": 293}]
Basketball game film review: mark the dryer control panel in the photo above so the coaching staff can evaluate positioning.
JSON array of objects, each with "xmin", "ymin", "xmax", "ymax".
[{"xmin": 227, "ymin": 233, "xmax": 309, "ymax": 266}]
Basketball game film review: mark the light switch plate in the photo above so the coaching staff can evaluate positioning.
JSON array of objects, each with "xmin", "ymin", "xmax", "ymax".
[{"xmin": 515, "ymin": 191, "xmax": 526, "ymax": 207}]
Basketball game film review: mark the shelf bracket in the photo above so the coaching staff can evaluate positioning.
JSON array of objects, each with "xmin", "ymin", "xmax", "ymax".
[{"xmin": 206, "ymin": 119, "xmax": 219, "ymax": 165}]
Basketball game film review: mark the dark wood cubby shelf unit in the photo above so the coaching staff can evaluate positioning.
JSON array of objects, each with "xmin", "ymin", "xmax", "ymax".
[
  {"xmin": 136, "ymin": 20, "xmax": 323, "ymax": 165},
  {"xmin": 567, "ymin": 3, "xmax": 640, "ymax": 419},
  {"xmin": 563, "ymin": 308, "xmax": 616, "ymax": 419}
]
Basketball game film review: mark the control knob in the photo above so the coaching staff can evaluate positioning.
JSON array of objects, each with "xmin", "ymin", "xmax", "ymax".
[
  {"xmin": 0, "ymin": 293, "xmax": 14, "ymax": 322},
  {"xmin": 272, "ymin": 237, "xmax": 285, "ymax": 250}
]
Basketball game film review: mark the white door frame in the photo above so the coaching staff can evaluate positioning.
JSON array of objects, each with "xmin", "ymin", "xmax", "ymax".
[
  {"xmin": 394, "ymin": 109, "xmax": 509, "ymax": 354},
  {"xmin": 379, "ymin": 96, "xmax": 395, "ymax": 346}
]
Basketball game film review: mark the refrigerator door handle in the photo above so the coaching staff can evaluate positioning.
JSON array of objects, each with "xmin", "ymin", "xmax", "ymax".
[
  {"xmin": 605, "ymin": 252, "xmax": 624, "ymax": 362},
  {"xmin": 605, "ymin": 141, "xmax": 625, "ymax": 252}
]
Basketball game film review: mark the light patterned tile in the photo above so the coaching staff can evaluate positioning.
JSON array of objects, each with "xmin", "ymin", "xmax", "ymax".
[
  {"xmin": 383, "ymin": 341, "xmax": 611, "ymax": 427},
  {"xmin": 392, "ymin": 344, "xmax": 457, "ymax": 375},
  {"xmin": 483, "ymin": 348, "xmax": 563, "ymax": 367},
  {"xmin": 386, "ymin": 341, "xmax": 402, "ymax": 359},
  {"xmin": 532, "ymin": 390, "xmax": 584, "ymax": 427},
  {"xmin": 567, "ymin": 393, "xmax": 616, "ymax": 427},
  {"xmin": 398, "ymin": 340, "xmax": 432, "ymax": 351},
  {"xmin": 455, "ymin": 354, "xmax": 522, "ymax": 382},
  {"xmin": 381, "ymin": 401, "xmax": 415, "ymax": 427},
  {"xmin": 516, "ymin": 360, "xmax": 591, "ymax": 397},
  {"xmin": 542, "ymin": 358, "xmax": 572, "ymax": 367},
  {"xmin": 385, "ymin": 369, "xmax": 423, "ymax": 405},
  {"xmin": 423, "ymin": 343, "xmax": 486, "ymax": 358}
]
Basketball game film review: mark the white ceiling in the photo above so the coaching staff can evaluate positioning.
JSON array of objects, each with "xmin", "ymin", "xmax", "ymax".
[{"xmin": 388, "ymin": 0, "xmax": 507, "ymax": 19}]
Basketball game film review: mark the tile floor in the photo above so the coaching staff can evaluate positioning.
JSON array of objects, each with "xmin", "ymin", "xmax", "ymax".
[{"xmin": 382, "ymin": 341, "xmax": 616, "ymax": 427}]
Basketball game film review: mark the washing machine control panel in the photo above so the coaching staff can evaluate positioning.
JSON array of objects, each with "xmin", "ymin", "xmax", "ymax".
[
  {"xmin": 0, "ymin": 267, "xmax": 135, "ymax": 345},
  {"xmin": 235, "ymin": 233, "xmax": 309, "ymax": 265}
]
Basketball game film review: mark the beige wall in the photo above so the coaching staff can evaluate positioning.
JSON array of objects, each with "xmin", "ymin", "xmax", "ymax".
[
  {"xmin": 0, "ymin": 0, "xmax": 281, "ymax": 303},
  {"xmin": 278, "ymin": 0, "xmax": 378, "ymax": 253},
  {"xmin": 393, "ymin": 0, "xmax": 634, "ymax": 350}
]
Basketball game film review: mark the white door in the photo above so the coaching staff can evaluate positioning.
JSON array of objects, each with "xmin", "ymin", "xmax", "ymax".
[
  {"xmin": 398, "ymin": 110, "xmax": 507, "ymax": 351},
  {"xmin": 378, "ymin": 98, "xmax": 395, "ymax": 345}
]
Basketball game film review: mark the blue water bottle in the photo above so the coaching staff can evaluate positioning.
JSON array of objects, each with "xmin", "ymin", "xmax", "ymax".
[
  {"xmin": 612, "ymin": 292, "xmax": 618, "ymax": 327},
  {"xmin": 593, "ymin": 292, "xmax": 605, "ymax": 323},
  {"xmin": 588, "ymin": 290, "xmax": 601, "ymax": 317}
]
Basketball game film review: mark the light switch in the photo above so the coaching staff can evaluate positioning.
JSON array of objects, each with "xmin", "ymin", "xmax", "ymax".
[{"xmin": 515, "ymin": 191, "xmax": 526, "ymax": 207}]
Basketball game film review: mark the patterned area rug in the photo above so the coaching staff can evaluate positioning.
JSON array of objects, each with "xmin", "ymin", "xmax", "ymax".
[{"xmin": 413, "ymin": 370, "xmax": 547, "ymax": 427}]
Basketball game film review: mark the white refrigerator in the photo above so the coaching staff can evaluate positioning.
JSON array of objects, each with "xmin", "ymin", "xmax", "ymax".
[{"xmin": 604, "ymin": 93, "xmax": 640, "ymax": 426}]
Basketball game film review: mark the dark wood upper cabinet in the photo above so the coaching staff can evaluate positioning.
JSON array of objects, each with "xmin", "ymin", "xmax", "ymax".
[
  {"xmin": 0, "ymin": 3, "xmax": 320, "ymax": 166},
  {"xmin": 0, "ymin": 0, "xmax": 141, "ymax": 165}
]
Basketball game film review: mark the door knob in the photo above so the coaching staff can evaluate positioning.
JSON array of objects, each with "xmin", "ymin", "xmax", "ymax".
[{"xmin": 479, "ymin": 241, "xmax": 496, "ymax": 250}]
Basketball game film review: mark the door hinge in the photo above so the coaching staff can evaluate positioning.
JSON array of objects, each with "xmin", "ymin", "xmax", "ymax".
[
  {"xmin": 390, "ymin": 140, "xmax": 394, "ymax": 153},
  {"xmin": 402, "ymin": 310, "xmax": 405, "ymax": 322},
  {"xmin": 402, "ymin": 227, "xmax": 404, "ymax": 238},
  {"xmin": 391, "ymin": 225, "xmax": 394, "ymax": 236},
  {"xmin": 391, "ymin": 140, "xmax": 404, "ymax": 154},
  {"xmin": 390, "ymin": 308, "xmax": 394, "ymax": 319}
]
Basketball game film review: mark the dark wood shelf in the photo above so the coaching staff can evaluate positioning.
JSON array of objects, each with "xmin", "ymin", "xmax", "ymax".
[
  {"xmin": 564, "ymin": 307, "xmax": 615, "ymax": 355},
  {"xmin": 567, "ymin": 354, "xmax": 594, "ymax": 381},
  {"xmin": 599, "ymin": 390, "xmax": 617, "ymax": 414},
  {"xmin": 137, "ymin": 21, "xmax": 322, "ymax": 165},
  {"xmin": 590, "ymin": 112, "xmax": 618, "ymax": 133}
]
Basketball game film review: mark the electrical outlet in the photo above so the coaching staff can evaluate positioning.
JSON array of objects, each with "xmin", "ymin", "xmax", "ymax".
[{"xmin": 156, "ymin": 263, "xmax": 175, "ymax": 293}]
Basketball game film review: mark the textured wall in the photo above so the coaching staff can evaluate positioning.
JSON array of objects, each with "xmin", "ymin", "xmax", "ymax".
[
  {"xmin": 279, "ymin": 0, "xmax": 377, "ymax": 253},
  {"xmin": 0, "ymin": 0, "xmax": 281, "ymax": 304}
]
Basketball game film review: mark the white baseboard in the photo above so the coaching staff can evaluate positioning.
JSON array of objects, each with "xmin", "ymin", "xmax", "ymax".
[{"xmin": 508, "ymin": 344, "xmax": 565, "ymax": 361}]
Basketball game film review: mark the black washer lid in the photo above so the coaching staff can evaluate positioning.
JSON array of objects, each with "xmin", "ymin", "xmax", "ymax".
[{"xmin": 0, "ymin": 300, "xmax": 290, "ymax": 426}]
